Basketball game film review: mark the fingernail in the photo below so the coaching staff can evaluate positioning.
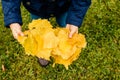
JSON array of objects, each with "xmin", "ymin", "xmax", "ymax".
[
  {"xmin": 21, "ymin": 33, "xmax": 24, "ymax": 36},
  {"xmin": 69, "ymin": 35, "xmax": 72, "ymax": 38}
]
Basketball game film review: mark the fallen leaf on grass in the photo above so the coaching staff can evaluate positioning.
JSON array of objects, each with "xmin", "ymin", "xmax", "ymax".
[{"xmin": 2, "ymin": 64, "xmax": 5, "ymax": 71}]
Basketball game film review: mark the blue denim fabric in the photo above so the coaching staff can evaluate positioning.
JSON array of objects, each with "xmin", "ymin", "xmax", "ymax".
[
  {"xmin": 31, "ymin": 12, "xmax": 68, "ymax": 27},
  {"xmin": 56, "ymin": 12, "xmax": 68, "ymax": 27}
]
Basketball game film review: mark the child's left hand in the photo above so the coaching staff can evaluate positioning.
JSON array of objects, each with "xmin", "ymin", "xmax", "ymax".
[{"xmin": 66, "ymin": 24, "xmax": 78, "ymax": 38}]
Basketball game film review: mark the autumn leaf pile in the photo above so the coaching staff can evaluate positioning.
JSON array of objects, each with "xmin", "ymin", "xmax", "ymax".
[{"xmin": 17, "ymin": 19, "xmax": 87, "ymax": 69}]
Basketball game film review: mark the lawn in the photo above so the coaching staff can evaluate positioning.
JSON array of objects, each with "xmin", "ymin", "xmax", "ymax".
[{"xmin": 0, "ymin": 0, "xmax": 120, "ymax": 80}]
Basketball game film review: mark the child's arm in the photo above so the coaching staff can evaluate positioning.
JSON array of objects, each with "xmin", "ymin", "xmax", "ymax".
[
  {"xmin": 66, "ymin": 0, "xmax": 91, "ymax": 27},
  {"xmin": 66, "ymin": 0, "xmax": 91, "ymax": 38},
  {"xmin": 2, "ymin": 0, "xmax": 24, "ymax": 39},
  {"xmin": 2, "ymin": 0, "xmax": 22, "ymax": 27}
]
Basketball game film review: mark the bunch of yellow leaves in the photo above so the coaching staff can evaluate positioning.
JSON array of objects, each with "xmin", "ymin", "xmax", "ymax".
[{"xmin": 18, "ymin": 19, "xmax": 87, "ymax": 69}]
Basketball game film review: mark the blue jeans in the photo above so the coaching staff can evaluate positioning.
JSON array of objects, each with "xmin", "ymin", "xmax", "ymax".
[{"xmin": 31, "ymin": 12, "xmax": 68, "ymax": 27}]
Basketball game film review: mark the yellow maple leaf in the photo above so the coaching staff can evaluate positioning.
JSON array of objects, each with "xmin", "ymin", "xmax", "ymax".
[
  {"xmin": 17, "ymin": 19, "xmax": 87, "ymax": 69},
  {"xmin": 29, "ymin": 19, "xmax": 52, "ymax": 30},
  {"xmin": 51, "ymin": 29, "xmax": 86, "ymax": 69},
  {"xmin": 19, "ymin": 30, "xmax": 38, "ymax": 56},
  {"xmin": 52, "ymin": 47, "xmax": 81, "ymax": 69}
]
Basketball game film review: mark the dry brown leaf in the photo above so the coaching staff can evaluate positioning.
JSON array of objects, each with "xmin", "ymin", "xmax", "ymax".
[{"xmin": 2, "ymin": 64, "xmax": 5, "ymax": 71}]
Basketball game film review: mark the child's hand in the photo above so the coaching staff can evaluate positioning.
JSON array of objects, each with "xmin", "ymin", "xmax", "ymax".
[
  {"xmin": 66, "ymin": 24, "xmax": 78, "ymax": 38},
  {"xmin": 10, "ymin": 23, "xmax": 24, "ymax": 39}
]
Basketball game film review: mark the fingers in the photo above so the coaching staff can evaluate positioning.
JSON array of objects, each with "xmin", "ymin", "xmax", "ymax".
[
  {"xmin": 13, "ymin": 29, "xmax": 24, "ymax": 39},
  {"xmin": 10, "ymin": 23, "xmax": 24, "ymax": 39},
  {"xmin": 66, "ymin": 24, "xmax": 70, "ymax": 29},
  {"xmin": 69, "ymin": 29, "xmax": 76, "ymax": 38},
  {"xmin": 66, "ymin": 24, "xmax": 78, "ymax": 38}
]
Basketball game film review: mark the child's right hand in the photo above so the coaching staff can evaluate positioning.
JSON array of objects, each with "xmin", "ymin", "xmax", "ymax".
[{"xmin": 10, "ymin": 23, "xmax": 24, "ymax": 39}]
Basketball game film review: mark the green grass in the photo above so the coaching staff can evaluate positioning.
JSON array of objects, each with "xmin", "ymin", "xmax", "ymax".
[{"xmin": 0, "ymin": 0, "xmax": 120, "ymax": 80}]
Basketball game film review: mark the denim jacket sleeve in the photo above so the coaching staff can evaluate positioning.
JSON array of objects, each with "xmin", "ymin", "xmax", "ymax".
[
  {"xmin": 66, "ymin": 0, "xmax": 91, "ymax": 27},
  {"xmin": 2, "ymin": 0, "xmax": 22, "ymax": 27}
]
